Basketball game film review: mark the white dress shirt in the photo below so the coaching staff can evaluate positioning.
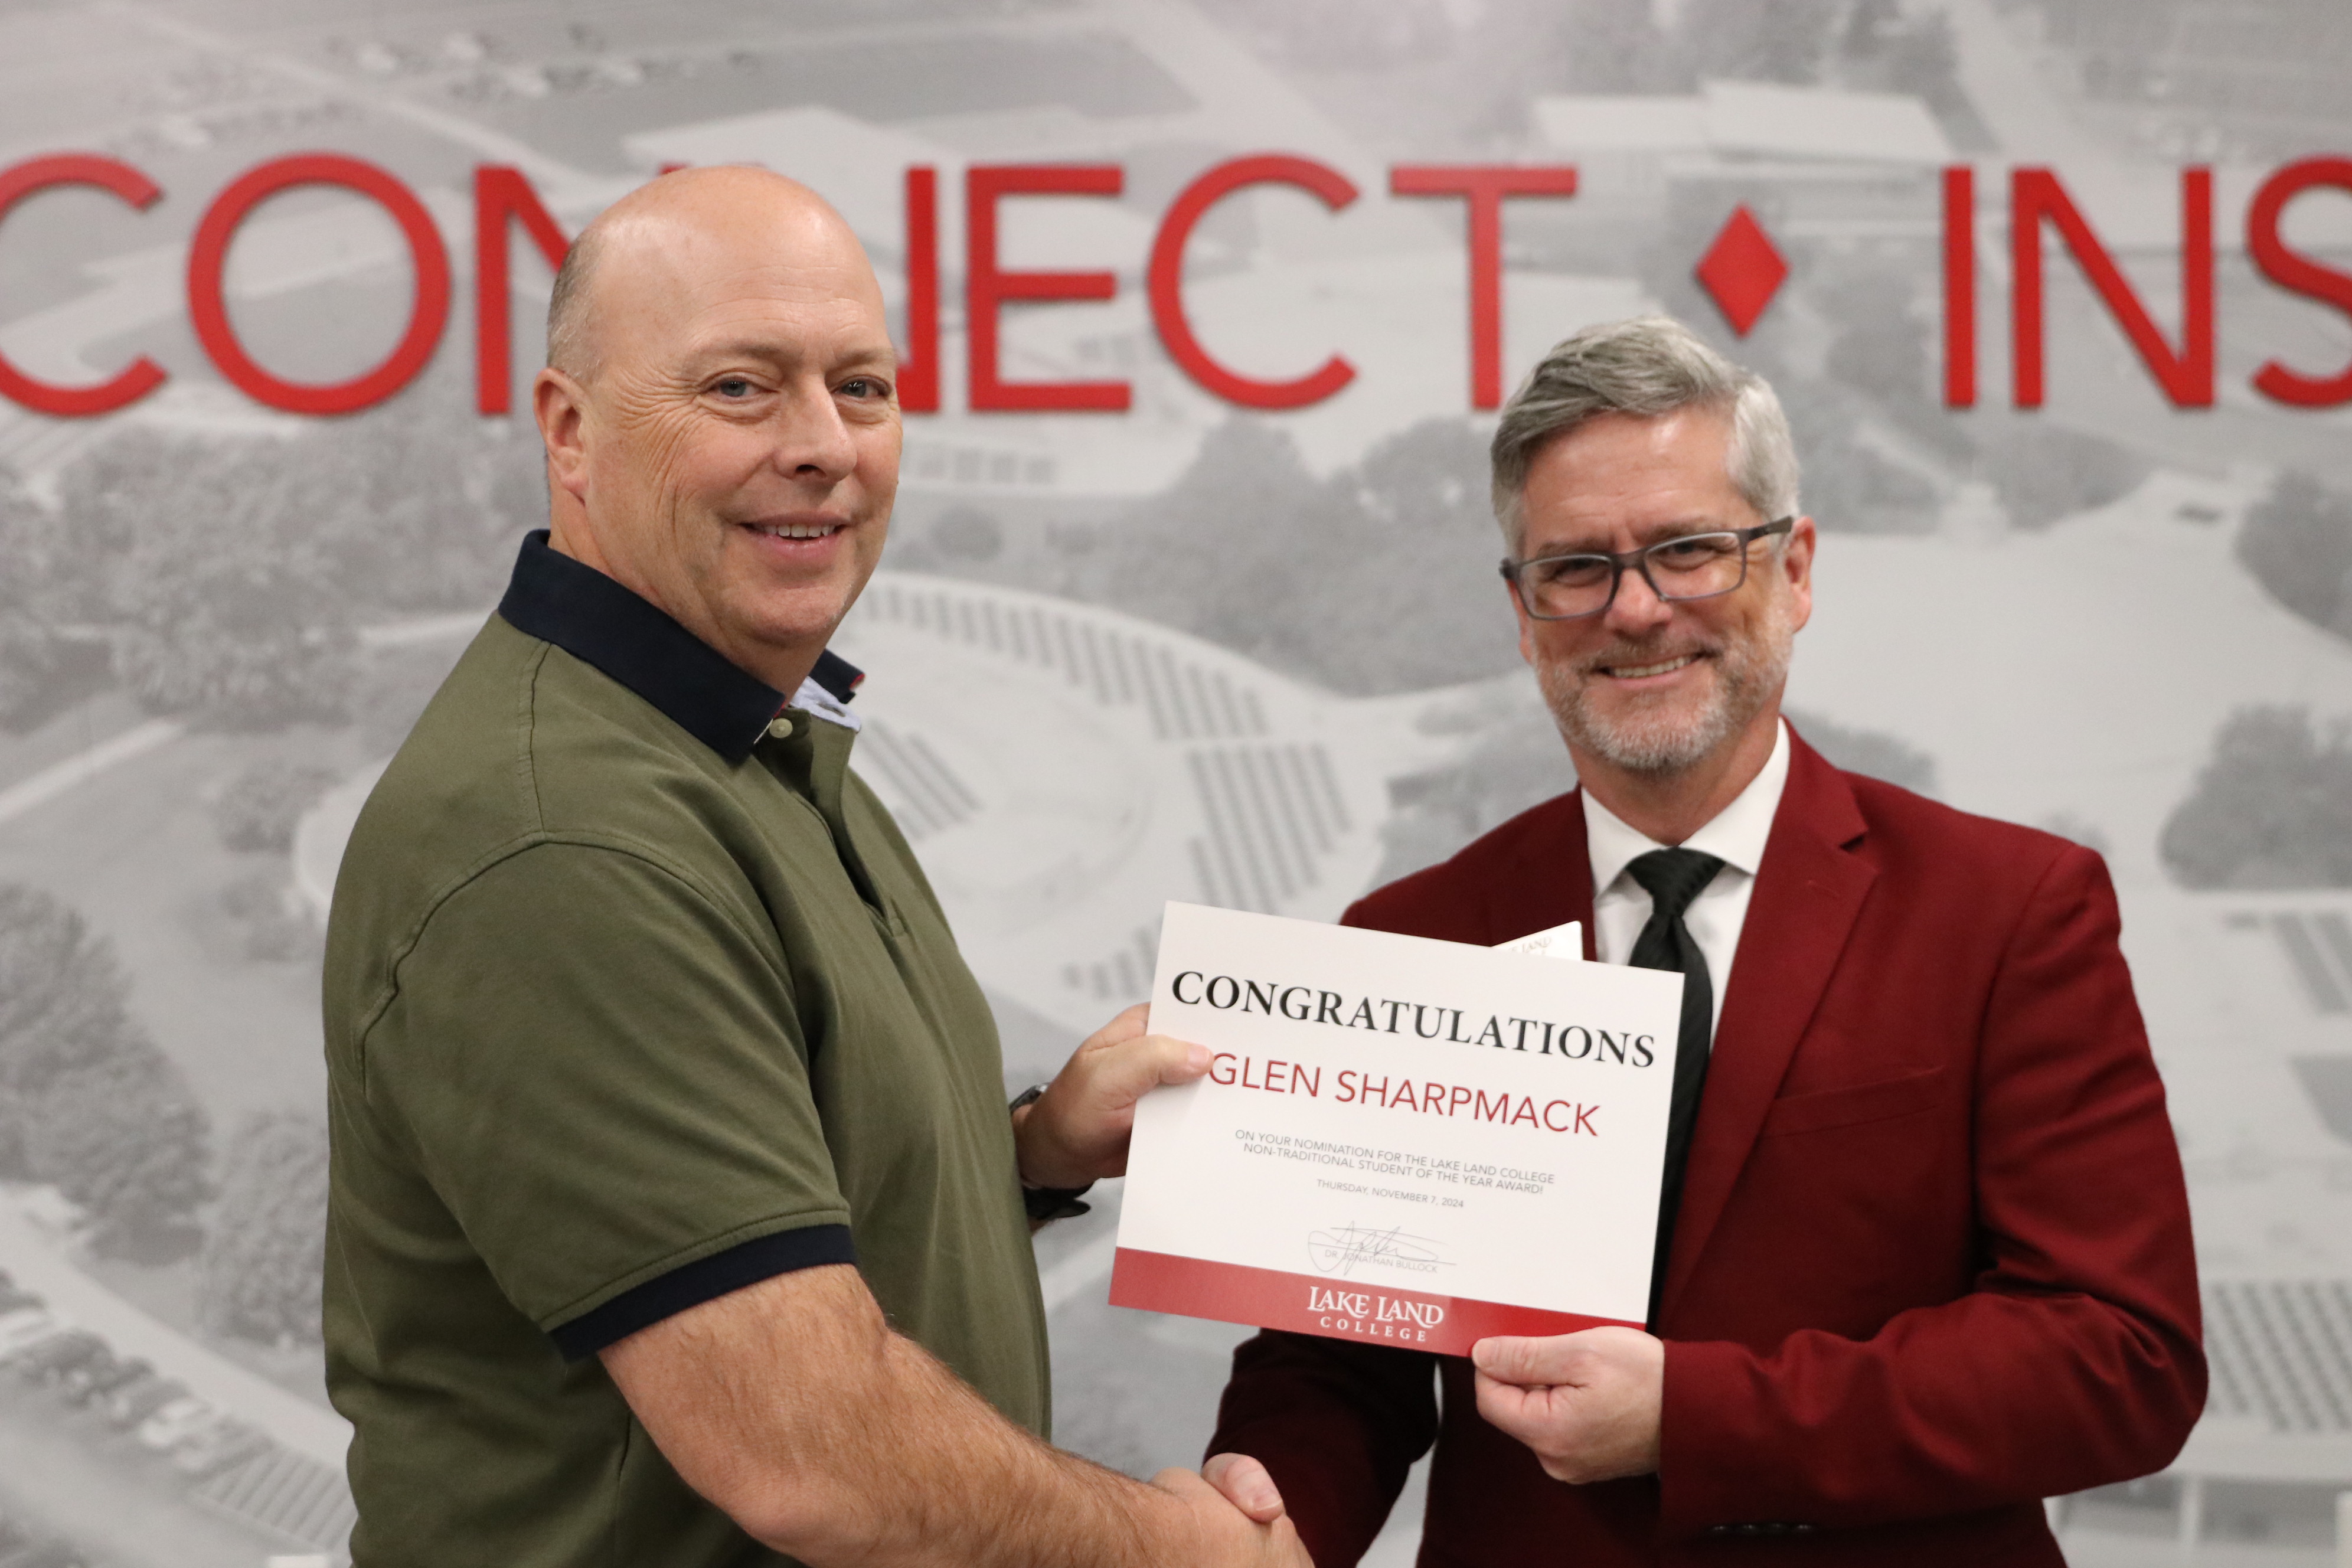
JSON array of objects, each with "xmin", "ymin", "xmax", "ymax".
[{"xmin": 1584, "ymin": 720, "xmax": 1790, "ymax": 1032}]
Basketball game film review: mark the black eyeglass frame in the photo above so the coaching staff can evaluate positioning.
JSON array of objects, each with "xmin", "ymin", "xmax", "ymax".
[{"xmin": 1499, "ymin": 516, "xmax": 1794, "ymax": 621}]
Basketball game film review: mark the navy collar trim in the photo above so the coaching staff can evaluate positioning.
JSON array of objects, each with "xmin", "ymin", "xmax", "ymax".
[
  {"xmin": 496, "ymin": 531, "xmax": 861, "ymax": 763},
  {"xmin": 810, "ymin": 648, "xmax": 863, "ymax": 705}
]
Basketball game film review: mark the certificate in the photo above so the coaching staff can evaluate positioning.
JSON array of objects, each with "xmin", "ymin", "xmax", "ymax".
[{"xmin": 1110, "ymin": 902, "xmax": 1685, "ymax": 1355}]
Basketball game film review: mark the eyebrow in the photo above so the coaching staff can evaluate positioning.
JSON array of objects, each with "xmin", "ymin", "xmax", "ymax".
[
  {"xmin": 1528, "ymin": 515, "xmax": 1741, "ymax": 555},
  {"xmin": 683, "ymin": 338, "xmax": 896, "ymax": 375}
]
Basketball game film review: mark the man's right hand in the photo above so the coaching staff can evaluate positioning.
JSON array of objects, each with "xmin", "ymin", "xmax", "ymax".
[
  {"xmin": 1152, "ymin": 1465, "xmax": 1314, "ymax": 1564},
  {"xmin": 1201, "ymin": 1451, "xmax": 1286, "ymax": 1524}
]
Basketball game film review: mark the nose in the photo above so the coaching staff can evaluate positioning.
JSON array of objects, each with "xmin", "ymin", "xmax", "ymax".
[
  {"xmin": 769, "ymin": 377, "xmax": 858, "ymax": 486},
  {"xmin": 1601, "ymin": 560, "xmax": 1674, "ymax": 637}
]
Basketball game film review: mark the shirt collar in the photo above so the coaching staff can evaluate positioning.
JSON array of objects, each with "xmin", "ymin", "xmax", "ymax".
[
  {"xmin": 1583, "ymin": 718, "xmax": 1791, "ymax": 894},
  {"xmin": 495, "ymin": 530, "xmax": 863, "ymax": 763}
]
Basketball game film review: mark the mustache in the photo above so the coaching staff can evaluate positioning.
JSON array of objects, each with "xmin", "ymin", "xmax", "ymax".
[{"xmin": 1573, "ymin": 638, "xmax": 1719, "ymax": 677}]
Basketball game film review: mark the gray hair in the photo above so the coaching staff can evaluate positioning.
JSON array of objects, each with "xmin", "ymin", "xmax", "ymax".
[
  {"xmin": 1491, "ymin": 315, "xmax": 1799, "ymax": 547},
  {"xmin": 544, "ymin": 225, "xmax": 602, "ymax": 380}
]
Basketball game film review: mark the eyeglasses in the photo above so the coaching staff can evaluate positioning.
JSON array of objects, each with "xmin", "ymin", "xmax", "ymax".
[{"xmin": 1500, "ymin": 517, "xmax": 1792, "ymax": 621}]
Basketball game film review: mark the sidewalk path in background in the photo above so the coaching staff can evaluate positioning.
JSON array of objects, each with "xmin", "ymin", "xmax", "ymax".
[
  {"xmin": 0, "ymin": 718, "xmax": 182, "ymax": 828},
  {"xmin": 0, "ymin": 1193, "xmax": 350, "ymax": 1467}
]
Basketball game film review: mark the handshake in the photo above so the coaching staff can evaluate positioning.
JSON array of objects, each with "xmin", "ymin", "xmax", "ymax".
[{"xmin": 1162, "ymin": 1454, "xmax": 1311, "ymax": 1565}]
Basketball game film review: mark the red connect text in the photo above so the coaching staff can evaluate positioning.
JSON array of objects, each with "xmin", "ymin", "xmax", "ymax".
[
  {"xmin": 0, "ymin": 155, "xmax": 168, "ymax": 416},
  {"xmin": 187, "ymin": 153, "xmax": 451, "ymax": 416},
  {"xmin": 2, "ymin": 152, "xmax": 2348, "ymax": 419}
]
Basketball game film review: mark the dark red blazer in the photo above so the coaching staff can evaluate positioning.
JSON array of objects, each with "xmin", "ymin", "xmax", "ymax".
[{"xmin": 1208, "ymin": 730, "xmax": 2203, "ymax": 1566}]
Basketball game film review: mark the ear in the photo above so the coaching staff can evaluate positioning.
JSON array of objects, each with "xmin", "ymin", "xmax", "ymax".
[
  {"xmin": 533, "ymin": 367, "xmax": 593, "ymax": 505},
  {"xmin": 1779, "ymin": 515, "xmax": 1817, "ymax": 633}
]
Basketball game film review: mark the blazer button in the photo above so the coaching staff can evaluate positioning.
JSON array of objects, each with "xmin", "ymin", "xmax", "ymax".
[{"xmin": 767, "ymin": 716, "xmax": 795, "ymax": 739}]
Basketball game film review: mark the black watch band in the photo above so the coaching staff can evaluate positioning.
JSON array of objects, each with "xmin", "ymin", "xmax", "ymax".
[{"xmin": 1010, "ymin": 1084, "xmax": 1093, "ymax": 1223}]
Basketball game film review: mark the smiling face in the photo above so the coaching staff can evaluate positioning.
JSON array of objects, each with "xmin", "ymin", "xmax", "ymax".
[
  {"xmin": 1511, "ymin": 406, "xmax": 1814, "ymax": 782},
  {"xmin": 533, "ymin": 169, "xmax": 899, "ymax": 694}
]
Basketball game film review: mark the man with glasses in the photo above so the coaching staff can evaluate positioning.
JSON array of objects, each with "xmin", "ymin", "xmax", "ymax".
[{"xmin": 1207, "ymin": 315, "xmax": 2203, "ymax": 1565}]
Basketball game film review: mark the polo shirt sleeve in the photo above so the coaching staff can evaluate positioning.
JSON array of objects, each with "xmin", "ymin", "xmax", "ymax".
[{"xmin": 361, "ymin": 838, "xmax": 854, "ymax": 1360}]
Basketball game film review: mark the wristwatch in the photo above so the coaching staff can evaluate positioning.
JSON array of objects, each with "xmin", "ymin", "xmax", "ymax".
[{"xmin": 1009, "ymin": 1083, "xmax": 1094, "ymax": 1223}]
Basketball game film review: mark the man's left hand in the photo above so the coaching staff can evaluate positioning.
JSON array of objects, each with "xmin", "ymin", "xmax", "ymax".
[
  {"xmin": 1471, "ymin": 1327, "xmax": 1665, "ymax": 1484},
  {"xmin": 1014, "ymin": 1004, "xmax": 1210, "ymax": 1190}
]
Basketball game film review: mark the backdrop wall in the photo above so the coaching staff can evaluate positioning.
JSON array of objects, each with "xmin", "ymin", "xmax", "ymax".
[{"xmin": 0, "ymin": 1, "xmax": 2346, "ymax": 1563}]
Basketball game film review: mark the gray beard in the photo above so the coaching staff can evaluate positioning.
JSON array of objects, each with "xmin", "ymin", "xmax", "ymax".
[{"xmin": 1535, "ymin": 594, "xmax": 1796, "ymax": 778}]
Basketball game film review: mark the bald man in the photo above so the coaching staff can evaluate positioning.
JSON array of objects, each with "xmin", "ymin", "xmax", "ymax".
[{"xmin": 322, "ymin": 168, "xmax": 1306, "ymax": 1568}]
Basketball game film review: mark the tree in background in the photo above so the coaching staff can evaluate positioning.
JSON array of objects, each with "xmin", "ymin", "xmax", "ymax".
[
  {"xmin": 1086, "ymin": 417, "xmax": 1339, "ymax": 670},
  {"xmin": 0, "ymin": 884, "xmax": 136, "ymax": 1127},
  {"xmin": 1676, "ymin": 0, "xmax": 1845, "ymax": 84},
  {"xmin": 1832, "ymin": 0, "xmax": 1982, "ymax": 139},
  {"xmin": 59, "ymin": 430, "xmax": 357, "ymax": 728},
  {"xmin": 218, "ymin": 870, "xmax": 319, "ymax": 964},
  {"xmin": 1077, "ymin": 416, "xmax": 1521, "ymax": 695},
  {"xmin": 0, "ymin": 600, "xmax": 71, "ymax": 732},
  {"xmin": 1376, "ymin": 684, "xmax": 1577, "ymax": 886},
  {"xmin": 1819, "ymin": 270, "xmax": 1957, "ymax": 459},
  {"xmin": 1773, "ymin": 377, "xmax": 1941, "ymax": 536},
  {"xmin": 22, "ymin": 1042, "xmax": 211, "ymax": 1259},
  {"xmin": 198, "ymin": 1112, "xmax": 327, "ymax": 1346},
  {"xmin": 1447, "ymin": 0, "xmax": 1686, "ymax": 138},
  {"xmin": 2162, "ymin": 707, "xmax": 2352, "ymax": 887},
  {"xmin": 1682, "ymin": 0, "xmax": 1984, "ymax": 146},
  {"xmin": 25, "ymin": 374, "xmax": 539, "ymax": 733},
  {"xmin": 1972, "ymin": 423, "xmax": 2150, "ymax": 531},
  {"xmin": 1514, "ymin": 0, "xmax": 1684, "ymax": 94},
  {"xmin": 1784, "ymin": 260, "xmax": 2148, "ymax": 536},
  {"xmin": 2236, "ymin": 472, "xmax": 2352, "ymax": 641},
  {"xmin": 0, "ymin": 470, "xmax": 106, "ymax": 731},
  {"xmin": 1335, "ymin": 417, "xmax": 1527, "ymax": 685},
  {"xmin": 0, "ymin": 883, "xmax": 211, "ymax": 1256},
  {"xmin": 1191, "ymin": 0, "xmax": 1453, "ymax": 71},
  {"xmin": 211, "ymin": 759, "xmax": 342, "ymax": 855},
  {"xmin": 285, "ymin": 388, "xmax": 541, "ymax": 613}
]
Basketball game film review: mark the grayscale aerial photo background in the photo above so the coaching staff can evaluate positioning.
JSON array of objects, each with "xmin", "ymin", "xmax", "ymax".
[{"xmin": 0, "ymin": 0, "xmax": 2346, "ymax": 1562}]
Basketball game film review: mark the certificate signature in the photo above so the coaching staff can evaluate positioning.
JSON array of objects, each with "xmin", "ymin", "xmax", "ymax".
[{"xmin": 1307, "ymin": 1223, "xmax": 1451, "ymax": 1278}]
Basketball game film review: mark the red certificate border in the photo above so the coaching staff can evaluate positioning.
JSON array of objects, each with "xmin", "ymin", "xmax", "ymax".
[{"xmin": 1108, "ymin": 1247, "xmax": 1638, "ymax": 1357}]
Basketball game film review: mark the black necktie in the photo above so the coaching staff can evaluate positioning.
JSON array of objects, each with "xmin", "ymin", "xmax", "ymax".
[{"xmin": 1626, "ymin": 847, "xmax": 1726, "ymax": 1330}]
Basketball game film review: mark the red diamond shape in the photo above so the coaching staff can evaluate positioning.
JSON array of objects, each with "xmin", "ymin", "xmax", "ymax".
[{"xmin": 1694, "ymin": 205, "xmax": 1787, "ymax": 337}]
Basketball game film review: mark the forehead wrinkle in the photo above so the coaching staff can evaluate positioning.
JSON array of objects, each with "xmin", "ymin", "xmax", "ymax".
[
  {"xmin": 671, "ymin": 299, "xmax": 895, "ymax": 376},
  {"xmin": 645, "ymin": 254, "xmax": 881, "ymax": 350},
  {"xmin": 671, "ymin": 288, "xmax": 888, "ymax": 358},
  {"xmin": 577, "ymin": 185, "xmax": 884, "ymax": 375}
]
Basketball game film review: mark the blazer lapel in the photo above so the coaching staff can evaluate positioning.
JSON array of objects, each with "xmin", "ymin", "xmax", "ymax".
[
  {"xmin": 1661, "ymin": 734, "xmax": 1876, "ymax": 1308},
  {"xmin": 1479, "ymin": 790, "xmax": 1598, "ymax": 956}
]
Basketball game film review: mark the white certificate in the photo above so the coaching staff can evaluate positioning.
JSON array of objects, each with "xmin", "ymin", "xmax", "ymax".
[{"xmin": 1111, "ymin": 902, "xmax": 1685, "ymax": 1354}]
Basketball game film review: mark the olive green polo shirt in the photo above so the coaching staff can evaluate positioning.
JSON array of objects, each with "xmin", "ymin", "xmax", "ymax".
[{"xmin": 322, "ymin": 531, "xmax": 1048, "ymax": 1567}]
